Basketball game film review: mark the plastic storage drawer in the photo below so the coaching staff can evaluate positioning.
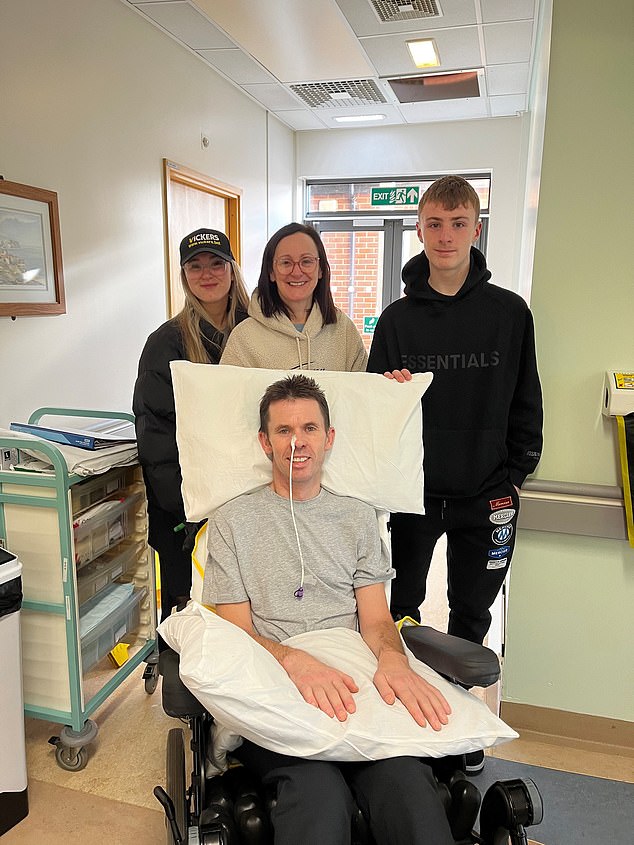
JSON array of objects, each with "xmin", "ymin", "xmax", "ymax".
[
  {"xmin": 74, "ymin": 493, "xmax": 143, "ymax": 569},
  {"xmin": 80, "ymin": 586, "xmax": 147, "ymax": 672},
  {"xmin": 71, "ymin": 467, "xmax": 139, "ymax": 514},
  {"xmin": 76, "ymin": 541, "xmax": 145, "ymax": 606}
]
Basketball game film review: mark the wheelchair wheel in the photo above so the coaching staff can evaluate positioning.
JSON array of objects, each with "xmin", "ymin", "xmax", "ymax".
[{"xmin": 166, "ymin": 728, "xmax": 188, "ymax": 845}]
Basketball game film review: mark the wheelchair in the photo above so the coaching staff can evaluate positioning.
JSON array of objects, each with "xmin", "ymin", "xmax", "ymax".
[{"xmin": 154, "ymin": 622, "xmax": 543, "ymax": 845}]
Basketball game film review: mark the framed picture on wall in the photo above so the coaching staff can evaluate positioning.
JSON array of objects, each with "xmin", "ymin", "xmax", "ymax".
[{"xmin": 0, "ymin": 179, "xmax": 66, "ymax": 317}]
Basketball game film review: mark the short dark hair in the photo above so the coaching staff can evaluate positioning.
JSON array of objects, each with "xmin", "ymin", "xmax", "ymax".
[
  {"xmin": 259, "ymin": 375, "xmax": 331, "ymax": 434},
  {"xmin": 419, "ymin": 175, "xmax": 480, "ymax": 220},
  {"xmin": 256, "ymin": 223, "xmax": 337, "ymax": 325}
]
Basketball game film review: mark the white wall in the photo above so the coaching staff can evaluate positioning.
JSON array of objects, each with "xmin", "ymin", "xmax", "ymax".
[
  {"xmin": 297, "ymin": 116, "xmax": 527, "ymax": 295},
  {"xmin": 0, "ymin": 0, "xmax": 294, "ymax": 426}
]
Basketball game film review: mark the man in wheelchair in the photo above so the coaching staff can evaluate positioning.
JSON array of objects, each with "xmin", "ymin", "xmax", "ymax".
[
  {"xmin": 200, "ymin": 374, "xmax": 456, "ymax": 845},
  {"xmin": 156, "ymin": 367, "xmax": 543, "ymax": 845}
]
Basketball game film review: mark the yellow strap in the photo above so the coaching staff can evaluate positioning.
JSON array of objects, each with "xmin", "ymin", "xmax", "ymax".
[{"xmin": 616, "ymin": 415, "xmax": 634, "ymax": 547}]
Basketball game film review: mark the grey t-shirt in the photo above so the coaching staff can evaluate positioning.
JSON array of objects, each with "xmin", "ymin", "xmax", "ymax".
[{"xmin": 202, "ymin": 486, "xmax": 394, "ymax": 642}]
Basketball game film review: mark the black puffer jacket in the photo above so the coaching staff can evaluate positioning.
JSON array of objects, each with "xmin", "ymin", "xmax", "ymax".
[
  {"xmin": 368, "ymin": 248, "xmax": 542, "ymax": 498},
  {"xmin": 132, "ymin": 313, "xmax": 246, "ymax": 546}
]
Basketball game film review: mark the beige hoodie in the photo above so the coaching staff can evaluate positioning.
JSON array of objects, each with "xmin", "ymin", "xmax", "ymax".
[{"xmin": 220, "ymin": 293, "xmax": 367, "ymax": 372}]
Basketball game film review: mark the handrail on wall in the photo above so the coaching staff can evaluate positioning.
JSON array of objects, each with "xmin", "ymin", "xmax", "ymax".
[{"xmin": 518, "ymin": 478, "xmax": 626, "ymax": 541}]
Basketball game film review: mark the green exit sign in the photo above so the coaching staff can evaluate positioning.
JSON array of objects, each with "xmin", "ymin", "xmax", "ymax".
[
  {"xmin": 363, "ymin": 316, "xmax": 379, "ymax": 335},
  {"xmin": 371, "ymin": 186, "xmax": 419, "ymax": 207}
]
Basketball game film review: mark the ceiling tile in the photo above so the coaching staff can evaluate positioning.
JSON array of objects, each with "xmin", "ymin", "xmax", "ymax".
[
  {"xmin": 360, "ymin": 26, "xmax": 482, "ymax": 76},
  {"xmin": 135, "ymin": 1, "xmax": 235, "ymax": 49},
  {"xmin": 241, "ymin": 83, "xmax": 305, "ymax": 111},
  {"xmin": 483, "ymin": 21, "xmax": 534, "ymax": 65},
  {"xmin": 195, "ymin": 0, "xmax": 374, "ymax": 82},
  {"xmin": 197, "ymin": 49, "xmax": 276, "ymax": 85},
  {"xmin": 272, "ymin": 110, "xmax": 329, "ymax": 130},
  {"xmin": 481, "ymin": 0, "xmax": 536, "ymax": 24},
  {"xmin": 489, "ymin": 93, "xmax": 527, "ymax": 116},
  {"xmin": 485, "ymin": 62, "xmax": 529, "ymax": 96}
]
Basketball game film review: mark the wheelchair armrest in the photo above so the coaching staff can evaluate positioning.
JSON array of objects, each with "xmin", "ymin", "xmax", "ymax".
[
  {"xmin": 401, "ymin": 625, "xmax": 500, "ymax": 688},
  {"xmin": 159, "ymin": 648, "xmax": 207, "ymax": 718}
]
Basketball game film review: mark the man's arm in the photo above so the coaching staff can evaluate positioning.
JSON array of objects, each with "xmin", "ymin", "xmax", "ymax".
[
  {"xmin": 215, "ymin": 602, "xmax": 359, "ymax": 722},
  {"xmin": 506, "ymin": 309, "xmax": 543, "ymax": 488},
  {"xmin": 355, "ymin": 583, "xmax": 451, "ymax": 730}
]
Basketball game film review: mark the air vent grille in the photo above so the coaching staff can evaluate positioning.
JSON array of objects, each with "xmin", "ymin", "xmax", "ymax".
[
  {"xmin": 369, "ymin": 0, "xmax": 441, "ymax": 23},
  {"xmin": 290, "ymin": 79, "xmax": 386, "ymax": 109}
]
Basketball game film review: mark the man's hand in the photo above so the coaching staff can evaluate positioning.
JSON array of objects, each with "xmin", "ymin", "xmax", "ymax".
[
  {"xmin": 373, "ymin": 651, "xmax": 451, "ymax": 731},
  {"xmin": 381, "ymin": 368, "xmax": 413, "ymax": 382},
  {"xmin": 216, "ymin": 602, "xmax": 359, "ymax": 721},
  {"xmin": 282, "ymin": 649, "xmax": 359, "ymax": 721}
]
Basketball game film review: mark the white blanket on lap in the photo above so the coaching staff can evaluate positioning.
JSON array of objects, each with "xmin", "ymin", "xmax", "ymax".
[{"xmin": 159, "ymin": 604, "xmax": 518, "ymax": 774}]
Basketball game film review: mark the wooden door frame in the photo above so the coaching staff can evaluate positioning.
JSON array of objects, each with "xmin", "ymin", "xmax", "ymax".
[{"xmin": 163, "ymin": 159, "xmax": 242, "ymax": 316}]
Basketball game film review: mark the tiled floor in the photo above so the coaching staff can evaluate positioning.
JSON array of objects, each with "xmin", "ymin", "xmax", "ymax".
[{"xmin": 4, "ymin": 543, "xmax": 632, "ymax": 843}]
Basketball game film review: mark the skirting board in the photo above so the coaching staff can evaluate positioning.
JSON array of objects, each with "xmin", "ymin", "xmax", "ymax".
[{"xmin": 501, "ymin": 702, "xmax": 634, "ymax": 757}]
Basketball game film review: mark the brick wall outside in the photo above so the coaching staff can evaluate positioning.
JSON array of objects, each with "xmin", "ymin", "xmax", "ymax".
[{"xmin": 314, "ymin": 187, "xmax": 381, "ymax": 351}]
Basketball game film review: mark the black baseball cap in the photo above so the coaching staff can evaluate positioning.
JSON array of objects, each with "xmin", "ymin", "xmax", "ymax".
[{"xmin": 179, "ymin": 228, "xmax": 234, "ymax": 266}]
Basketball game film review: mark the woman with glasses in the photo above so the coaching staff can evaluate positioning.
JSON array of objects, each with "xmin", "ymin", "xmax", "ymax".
[
  {"xmin": 221, "ymin": 222, "xmax": 367, "ymax": 371},
  {"xmin": 133, "ymin": 228, "xmax": 249, "ymax": 625}
]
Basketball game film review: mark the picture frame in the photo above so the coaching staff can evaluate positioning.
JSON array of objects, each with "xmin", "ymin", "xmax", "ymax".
[{"xmin": 0, "ymin": 179, "xmax": 66, "ymax": 316}]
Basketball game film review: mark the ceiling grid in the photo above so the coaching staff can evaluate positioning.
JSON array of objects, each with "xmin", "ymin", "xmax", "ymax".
[{"xmin": 125, "ymin": 0, "xmax": 537, "ymax": 130}]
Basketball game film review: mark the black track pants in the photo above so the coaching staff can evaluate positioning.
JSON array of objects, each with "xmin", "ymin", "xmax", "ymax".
[{"xmin": 389, "ymin": 479, "xmax": 520, "ymax": 644}]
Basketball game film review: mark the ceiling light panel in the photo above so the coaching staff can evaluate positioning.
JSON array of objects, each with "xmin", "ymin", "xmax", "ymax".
[
  {"xmin": 360, "ymin": 27, "xmax": 481, "ymax": 76},
  {"xmin": 407, "ymin": 39, "xmax": 440, "ymax": 67}
]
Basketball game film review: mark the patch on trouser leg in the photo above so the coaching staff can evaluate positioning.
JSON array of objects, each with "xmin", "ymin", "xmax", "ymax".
[{"xmin": 487, "ymin": 557, "xmax": 507, "ymax": 570}]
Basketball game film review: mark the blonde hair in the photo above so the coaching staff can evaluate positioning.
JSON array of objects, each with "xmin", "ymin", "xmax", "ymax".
[{"xmin": 176, "ymin": 259, "xmax": 249, "ymax": 363}]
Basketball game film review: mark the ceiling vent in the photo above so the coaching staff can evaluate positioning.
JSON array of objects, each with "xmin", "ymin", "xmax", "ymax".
[
  {"xmin": 290, "ymin": 79, "xmax": 387, "ymax": 109},
  {"xmin": 368, "ymin": 0, "xmax": 442, "ymax": 23}
]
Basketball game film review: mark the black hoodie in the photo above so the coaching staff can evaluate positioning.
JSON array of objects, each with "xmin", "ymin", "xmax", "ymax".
[{"xmin": 368, "ymin": 247, "xmax": 542, "ymax": 498}]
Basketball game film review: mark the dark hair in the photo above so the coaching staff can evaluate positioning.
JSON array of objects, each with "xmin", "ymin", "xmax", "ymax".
[
  {"xmin": 259, "ymin": 375, "xmax": 331, "ymax": 434},
  {"xmin": 256, "ymin": 223, "xmax": 337, "ymax": 325}
]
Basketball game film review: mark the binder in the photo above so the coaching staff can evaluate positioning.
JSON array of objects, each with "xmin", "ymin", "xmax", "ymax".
[{"xmin": 9, "ymin": 421, "xmax": 136, "ymax": 451}]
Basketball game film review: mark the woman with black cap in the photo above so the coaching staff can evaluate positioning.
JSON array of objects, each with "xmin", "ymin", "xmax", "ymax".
[{"xmin": 133, "ymin": 228, "xmax": 249, "ymax": 625}]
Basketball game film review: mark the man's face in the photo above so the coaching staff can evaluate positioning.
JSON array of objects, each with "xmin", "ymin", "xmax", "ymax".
[
  {"xmin": 258, "ymin": 398, "xmax": 335, "ymax": 499},
  {"xmin": 416, "ymin": 201, "xmax": 481, "ymax": 277}
]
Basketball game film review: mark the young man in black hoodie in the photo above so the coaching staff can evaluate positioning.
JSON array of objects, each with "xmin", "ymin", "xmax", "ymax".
[{"xmin": 368, "ymin": 174, "xmax": 542, "ymax": 666}]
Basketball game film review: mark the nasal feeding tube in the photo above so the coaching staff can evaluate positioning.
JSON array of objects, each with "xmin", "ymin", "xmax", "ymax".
[{"xmin": 289, "ymin": 434, "xmax": 305, "ymax": 599}]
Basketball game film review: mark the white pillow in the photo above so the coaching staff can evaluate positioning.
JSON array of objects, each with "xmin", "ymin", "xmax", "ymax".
[
  {"xmin": 171, "ymin": 363, "xmax": 433, "ymax": 520},
  {"xmin": 158, "ymin": 603, "xmax": 517, "ymax": 774}
]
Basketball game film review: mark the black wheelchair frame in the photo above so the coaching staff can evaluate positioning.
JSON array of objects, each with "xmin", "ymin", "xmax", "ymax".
[{"xmin": 154, "ymin": 625, "xmax": 543, "ymax": 845}]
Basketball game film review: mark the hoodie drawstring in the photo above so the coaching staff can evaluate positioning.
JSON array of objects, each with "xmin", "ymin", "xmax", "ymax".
[{"xmin": 294, "ymin": 332, "xmax": 312, "ymax": 370}]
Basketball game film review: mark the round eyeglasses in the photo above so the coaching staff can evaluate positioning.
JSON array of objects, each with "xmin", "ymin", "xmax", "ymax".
[
  {"xmin": 185, "ymin": 257, "xmax": 228, "ymax": 277},
  {"xmin": 274, "ymin": 256, "xmax": 319, "ymax": 275}
]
